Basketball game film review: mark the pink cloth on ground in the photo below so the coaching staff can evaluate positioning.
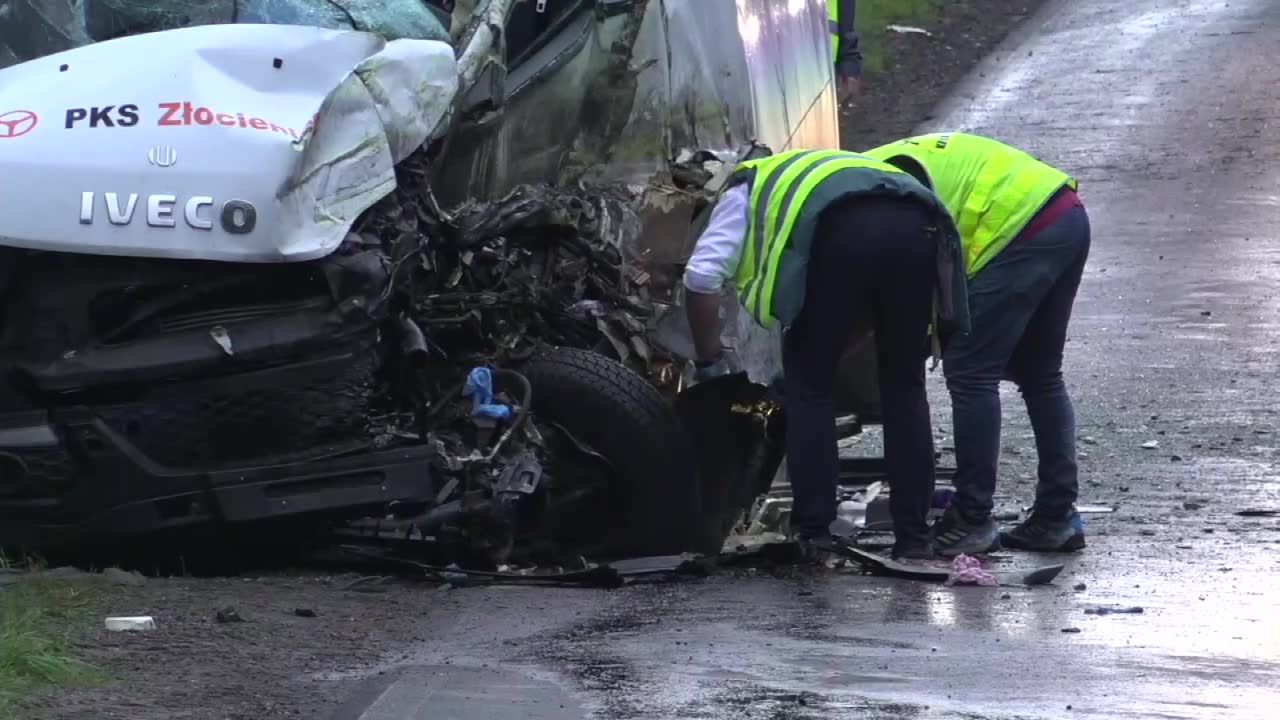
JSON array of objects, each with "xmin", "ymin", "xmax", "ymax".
[{"xmin": 945, "ymin": 554, "xmax": 999, "ymax": 586}]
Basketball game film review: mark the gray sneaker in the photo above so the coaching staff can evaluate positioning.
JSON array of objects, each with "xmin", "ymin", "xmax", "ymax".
[
  {"xmin": 1000, "ymin": 510, "xmax": 1086, "ymax": 552},
  {"xmin": 931, "ymin": 509, "xmax": 1001, "ymax": 557},
  {"xmin": 891, "ymin": 537, "xmax": 936, "ymax": 561}
]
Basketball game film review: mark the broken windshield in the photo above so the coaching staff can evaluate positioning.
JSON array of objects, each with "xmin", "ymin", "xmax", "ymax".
[{"xmin": 0, "ymin": 0, "xmax": 450, "ymax": 69}]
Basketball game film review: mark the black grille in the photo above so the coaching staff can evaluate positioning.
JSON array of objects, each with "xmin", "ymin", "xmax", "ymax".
[
  {"xmin": 94, "ymin": 353, "xmax": 380, "ymax": 469},
  {"xmin": 0, "ymin": 448, "xmax": 75, "ymax": 499},
  {"xmin": 153, "ymin": 299, "xmax": 328, "ymax": 335}
]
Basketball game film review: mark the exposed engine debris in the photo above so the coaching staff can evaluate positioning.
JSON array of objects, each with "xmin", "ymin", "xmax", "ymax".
[
  {"xmin": 361, "ymin": 150, "xmax": 724, "ymax": 395},
  {"xmin": 320, "ymin": 150, "xmax": 740, "ymax": 569}
]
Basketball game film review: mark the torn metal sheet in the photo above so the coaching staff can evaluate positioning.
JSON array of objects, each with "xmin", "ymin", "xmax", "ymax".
[
  {"xmin": 439, "ymin": 0, "xmax": 837, "ymax": 199},
  {"xmin": 0, "ymin": 23, "xmax": 456, "ymax": 263},
  {"xmin": 425, "ymin": 0, "xmax": 838, "ymax": 384},
  {"xmin": 453, "ymin": 0, "xmax": 515, "ymax": 90}
]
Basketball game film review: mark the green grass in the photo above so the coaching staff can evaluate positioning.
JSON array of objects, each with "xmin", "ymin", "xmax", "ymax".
[
  {"xmin": 0, "ymin": 574, "xmax": 102, "ymax": 715},
  {"xmin": 856, "ymin": 0, "xmax": 943, "ymax": 73}
]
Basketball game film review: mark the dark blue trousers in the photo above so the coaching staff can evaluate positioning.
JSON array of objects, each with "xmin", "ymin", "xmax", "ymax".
[{"xmin": 783, "ymin": 198, "xmax": 939, "ymax": 545}]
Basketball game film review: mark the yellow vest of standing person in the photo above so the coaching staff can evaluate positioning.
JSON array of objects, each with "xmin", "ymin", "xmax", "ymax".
[
  {"xmin": 725, "ymin": 149, "xmax": 968, "ymax": 333},
  {"xmin": 828, "ymin": 1, "xmax": 840, "ymax": 61},
  {"xmin": 863, "ymin": 133, "xmax": 1078, "ymax": 277}
]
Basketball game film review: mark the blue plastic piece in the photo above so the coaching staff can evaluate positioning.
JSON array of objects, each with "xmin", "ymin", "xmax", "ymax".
[{"xmin": 464, "ymin": 367, "xmax": 513, "ymax": 421}]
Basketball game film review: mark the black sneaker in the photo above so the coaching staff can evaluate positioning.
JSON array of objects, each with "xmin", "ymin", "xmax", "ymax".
[
  {"xmin": 795, "ymin": 534, "xmax": 836, "ymax": 565},
  {"xmin": 931, "ymin": 507, "xmax": 1001, "ymax": 557},
  {"xmin": 1000, "ymin": 510, "xmax": 1087, "ymax": 552}
]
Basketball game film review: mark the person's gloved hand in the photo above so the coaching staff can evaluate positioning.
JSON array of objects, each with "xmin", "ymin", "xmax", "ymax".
[
  {"xmin": 689, "ymin": 347, "xmax": 742, "ymax": 386},
  {"xmin": 692, "ymin": 356, "xmax": 733, "ymax": 384}
]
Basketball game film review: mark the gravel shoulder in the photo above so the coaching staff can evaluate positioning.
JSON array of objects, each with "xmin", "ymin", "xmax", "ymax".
[{"xmin": 841, "ymin": 0, "xmax": 1047, "ymax": 151}]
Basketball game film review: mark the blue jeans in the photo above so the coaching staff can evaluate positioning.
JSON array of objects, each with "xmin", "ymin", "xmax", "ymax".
[{"xmin": 943, "ymin": 203, "xmax": 1091, "ymax": 522}]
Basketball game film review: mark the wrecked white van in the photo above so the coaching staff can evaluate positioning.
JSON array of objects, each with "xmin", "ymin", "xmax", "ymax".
[{"xmin": 0, "ymin": 0, "xmax": 844, "ymax": 564}]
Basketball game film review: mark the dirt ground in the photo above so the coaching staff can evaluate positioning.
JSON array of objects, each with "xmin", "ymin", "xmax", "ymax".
[
  {"xmin": 841, "ymin": 0, "xmax": 1044, "ymax": 152},
  {"xmin": 25, "ymin": 572, "xmax": 443, "ymax": 720},
  {"xmin": 16, "ymin": 4, "xmax": 1047, "ymax": 719}
]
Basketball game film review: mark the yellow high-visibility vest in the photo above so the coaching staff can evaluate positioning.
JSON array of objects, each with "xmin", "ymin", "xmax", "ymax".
[
  {"xmin": 727, "ymin": 149, "xmax": 939, "ymax": 329},
  {"xmin": 828, "ymin": 1, "xmax": 840, "ymax": 61},
  {"xmin": 863, "ymin": 132, "xmax": 1078, "ymax": 277}
]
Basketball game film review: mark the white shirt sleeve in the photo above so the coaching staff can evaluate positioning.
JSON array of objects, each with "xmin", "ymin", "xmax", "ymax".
[{"xmin": 683, "ymin": 184, "xmax": 750, "ymax": 294}]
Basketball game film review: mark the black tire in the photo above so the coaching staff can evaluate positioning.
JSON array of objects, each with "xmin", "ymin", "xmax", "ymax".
[{"xmin": 522, "ymin": 347, "xmax": 705, "ymax": 558}]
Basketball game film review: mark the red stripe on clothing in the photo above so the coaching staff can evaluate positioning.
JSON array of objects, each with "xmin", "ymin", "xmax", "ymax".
[{"xmin": 1010, "ymin": 187, "xmax": 1083, "ymax": 247}]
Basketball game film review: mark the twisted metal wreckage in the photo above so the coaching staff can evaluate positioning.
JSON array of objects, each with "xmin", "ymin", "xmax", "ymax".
[{"xmin": 0, "ymin": 0, "xmax": 851, "ymax": 575}]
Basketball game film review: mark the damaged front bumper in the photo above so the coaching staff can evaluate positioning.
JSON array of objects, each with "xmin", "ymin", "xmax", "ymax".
[{"xmin": 0, "ymin": 408, "xmax": 434, "ymax": 550}]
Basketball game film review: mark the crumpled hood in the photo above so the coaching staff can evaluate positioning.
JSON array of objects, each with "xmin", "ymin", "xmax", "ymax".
[{"xmin": 0, "ymin": 24, "xmax": 457, "ymax": 263}]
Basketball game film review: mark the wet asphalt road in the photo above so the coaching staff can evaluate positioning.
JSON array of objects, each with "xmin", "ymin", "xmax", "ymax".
[{"xmin": 336, "ymin": 1, "xmax": 1280, "ymax": 718}]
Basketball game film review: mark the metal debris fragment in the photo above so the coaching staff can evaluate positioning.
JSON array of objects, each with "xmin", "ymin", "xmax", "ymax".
[
  {"xmin": 215, "ymin": 607, "xmax": 245, "ymax": 624},
  {"xmin": 210, "ymin": 326, "xmax": 234, "ymax": 356},
  {"xmin": 106, "ymin": 616, "xmax": 157, "ymax": 632},
  {"xmin": 1084, "ymin": 606, "xmax": 1144, "ymax": 616},
  {"xmin": 887, "ymin": 25, "xmax": 933, "ymax": 36},
  {"xmin": 363, "ymin": 154, "xmax": 710, "ymax": 396}
]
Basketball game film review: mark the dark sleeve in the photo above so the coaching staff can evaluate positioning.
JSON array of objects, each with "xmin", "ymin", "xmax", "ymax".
[{"xmin": 835, "ymin": 0, "xmax": 863, "ymax": 79}]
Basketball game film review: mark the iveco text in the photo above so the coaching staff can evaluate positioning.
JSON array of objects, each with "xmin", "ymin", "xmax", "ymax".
[{"xmin": 78, "ymin": 192, "xmax": 257, "ymax": 234}]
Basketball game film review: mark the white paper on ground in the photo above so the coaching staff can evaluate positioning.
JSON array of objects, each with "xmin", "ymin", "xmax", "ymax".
[{"xmin": 105, "ymin": 616, "xmax": 157, "ymax": 631}]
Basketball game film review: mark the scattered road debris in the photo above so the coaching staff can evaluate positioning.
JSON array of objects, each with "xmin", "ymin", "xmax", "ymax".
[
  {"xmin": 1236, "ymin": 509, "xmax": 1280, "ymax": 517},
  {"xmin": 1061, "ymin": 627, "xmax": 1082, "ymax": 634},
  {"xmin": 887, "ymin": 24, "xmax": 933, "ymax": 36},
  {"xmin": 1141, "ymin": 440, "xmax": 1160, "ymax": 449},
  {"xmin": 294, "ymin": 608, "xmax": 318, "ymax": 618},
  {"xmin": 839, "ymin": 545, "xmax": 1064, "ymax": 587},
  {"xmin": 105, "ymin": 616, "xmax": 156, "ymax": 632},
  {"xmin": 835, "ymin": 481, "xmax": 885, "ymax": 531},
  {"xmin": 215, "ymin": 607, "xmax": 245, "ymax": 624},
  {"xmin": 1084, "ymin": 606, "xmax": 1145, "ymax": 616},
  {"xmin": 336, "ymin": 545, "xmax": 708, "ymax": 589}
]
